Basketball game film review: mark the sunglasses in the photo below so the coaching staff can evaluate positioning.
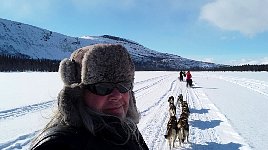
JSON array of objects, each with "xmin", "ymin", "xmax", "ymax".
[{"xmin": 83, "ymin": 82, "xmax": 132, "ymax": 96}]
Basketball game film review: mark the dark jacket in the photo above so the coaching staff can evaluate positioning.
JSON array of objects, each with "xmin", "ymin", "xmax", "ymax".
[{"xmin": 30, "ymin": 117, "xmax": 149, "ymax": 150}]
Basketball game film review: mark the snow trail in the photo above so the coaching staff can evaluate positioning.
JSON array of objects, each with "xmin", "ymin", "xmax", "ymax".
[
  {"xmin": 211, "ymin": 74, "xmax": 268, "ymax": 97},
  {"xmin": 0, "ymin": 101, "xmax": 55, "ymax": 120},
  {"xmin": 137, "ymin": 73, "xmax": 251, "ymax": 150},
  {"xmin": 194, "ymin": 72, "xmax": 268, "ymax": 150},
  {"xmin": 0, "ymin": 71, "xmax": 257, "ymax": 149}
]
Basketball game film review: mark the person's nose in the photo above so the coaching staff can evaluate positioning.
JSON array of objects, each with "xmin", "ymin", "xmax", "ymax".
[{"xmin": 108, "ymin": 88, "xmax": 122, "ymax": 100}]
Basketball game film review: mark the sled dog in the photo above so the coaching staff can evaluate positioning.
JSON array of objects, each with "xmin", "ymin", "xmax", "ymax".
[
  {"xmin": 177, "ymin": 118, "xmax": 189, "ymax": 146},
  {"xmin": 165, "ymin": 116, "xmax": 178, "ymax": 149},
  {"xmin": 168, "ymin": 96, "xmax": 175, "ymax": 105},
  {"xmin": 169, "ymin": 103, "xmax": 176, "ymax": 116},
  {"xmin": 180, "ymin": 111, "xmax": 189, "ymax": 120},
  {"xmin": 177, "ymin": 94, "xmax": 183, "ymax": 105}
]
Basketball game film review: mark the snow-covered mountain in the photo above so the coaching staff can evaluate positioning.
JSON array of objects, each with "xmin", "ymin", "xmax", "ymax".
[{"xmin": 0, "ymin": 18, "xmax": 221, "ymax": 70}]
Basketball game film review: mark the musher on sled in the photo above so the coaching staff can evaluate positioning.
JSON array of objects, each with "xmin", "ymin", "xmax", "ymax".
[{"xmin": 186, "ymin": 71, "xmax": 193, "ymax": 87}]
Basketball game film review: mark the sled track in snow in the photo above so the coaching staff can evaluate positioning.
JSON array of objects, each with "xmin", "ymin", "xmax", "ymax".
[
  {"xmin": 157, "ymin": 81, "xmax": 186, "ymax": 150},
  {"xmin": 139, "ymin": 78, "xmax": 177, "ymax": 117},
  {"xmin": 214, "ymin": 75, "xmax": 268, "ymax": 97},
  {"xmin": 186, "ymin": 85, "xmax": 229, "ymax": 149},
  {"xmin": 134, "ymin": 74, "xmax": 172, "ymax": 94},
  {"xmin": 136, "ymin": 74, "xmax": 178, "ymax": 117},
  {"xmin": 0, "ymin": 100, "xmax": 55, "ymax": 120},
  {"xmin": 0, "ymin": 131, "xmax": 39, "ymax": 150},
  {"xmin": 140, "ymin": 98, "xmax": 169, "ymax": 150},
  {"xmin": 138, "ymin": 76, "xmax": 187, "ymax": 150},
  {"xmin": 140, "ymin": 79, "xmax": 179, "ymax": 150},
  {"xmin": 134, "ymin": 74, "xmax": 172, "ymax": 86}
]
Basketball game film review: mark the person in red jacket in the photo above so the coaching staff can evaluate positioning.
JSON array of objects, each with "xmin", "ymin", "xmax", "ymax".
[{"xmin": 186, "ymin": 71, "xmax": 192, "ymax": 87}]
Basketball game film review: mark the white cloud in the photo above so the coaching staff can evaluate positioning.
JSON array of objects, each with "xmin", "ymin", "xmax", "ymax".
[
  {"xmin": 188, "ymin": 56, "xmax": 215, "ymax": 63},
  {"xmin": 202, "ymin": 57, "xmax": 214, "ymax": 63},
  {"xmin": 200, "ymin": 0, "xmax": 268, "ymax": 36},
  {"xmin": 260, "ymin": 57, "xmax": 268, "ymax": 64},
  {"xmin": 228, "ymin": 57, "xmax": 268, "ymax": 65}
]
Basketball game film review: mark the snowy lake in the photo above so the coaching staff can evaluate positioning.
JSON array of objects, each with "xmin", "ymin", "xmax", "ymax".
[{"xmin": 1, "ymin": 71, "xmax": 268, "ymax": 150}]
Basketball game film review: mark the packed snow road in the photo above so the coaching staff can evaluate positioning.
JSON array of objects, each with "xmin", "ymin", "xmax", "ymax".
[
  {"xmin": 193, "ymin": 72, "xmax": 268, "ymax": 150},
  {"xmin": 2, "ymin": 71, "xmax": 267, "ymax": 149},
  {"xmin": 135, "ymin": 72, "xmax": 250, "ymax": 150}
]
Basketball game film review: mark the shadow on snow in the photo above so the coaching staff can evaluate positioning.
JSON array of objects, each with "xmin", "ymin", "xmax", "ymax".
[
  {"xmin": 191, "ymin": 86, "xmax": 218, "ymax": 90},
  {"xmin": 189, "ymin": 108, "xmax": 209, "ymax": 114},
  {"xmin": 191, "ymin": 142, "xmax": 243, "ymax": 150},
  {"xmin": 190, "ymin": 120, "xmax": 222, "ymax": 130}
]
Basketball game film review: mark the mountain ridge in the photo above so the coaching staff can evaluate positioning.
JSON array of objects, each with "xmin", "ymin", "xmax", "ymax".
[{"xmin": 0, "ymin": 18, "xmax": 222, "ymax": 70}]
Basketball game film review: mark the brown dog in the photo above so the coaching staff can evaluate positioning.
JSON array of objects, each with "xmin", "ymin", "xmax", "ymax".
[
  {"xmin": 177, "ymin": 118, "xmax": 189, "ymax": 146},
  {"xmin": 169, "ymin": 103, "xmax": 176, "ymax": 116},
  {"xmin": 165, "ymin": 115, "xmax": 178, "ymax": 149}
]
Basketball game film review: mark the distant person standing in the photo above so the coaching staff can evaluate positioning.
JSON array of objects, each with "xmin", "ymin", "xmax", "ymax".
[
  {"xmin": 186, "ymin": 71, "xmax": 192, "ymax": 87},
  {"xmin": 179, "ymin": 71, "xmax": 184, "ymax": 81}
]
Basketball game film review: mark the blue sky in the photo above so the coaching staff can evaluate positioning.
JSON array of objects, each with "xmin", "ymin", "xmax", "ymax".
[{"xmin": 1, "ymin": 0, "xmax": 268, "ymax": 65}]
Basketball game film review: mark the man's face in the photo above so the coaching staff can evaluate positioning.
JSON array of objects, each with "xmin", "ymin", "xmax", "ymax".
[{"xmin": 84, "ymin": 88, "xmax": 130, "ymax": 119}]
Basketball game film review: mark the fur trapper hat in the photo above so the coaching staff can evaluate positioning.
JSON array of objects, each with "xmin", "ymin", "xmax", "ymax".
[
  {"xmin": 59, "ymin": 44, "xmax": 135, "ymax": 85},
  {"xmin": 58, "ymin": 44, "xmax": 140, "ymax": 124}
]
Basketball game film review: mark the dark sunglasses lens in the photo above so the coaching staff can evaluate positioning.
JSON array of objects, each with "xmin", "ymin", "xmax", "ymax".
[
  {"xmin": 117, "ymin": 82, "xmax": 132, "ymax": 93},
  {"xmin": 94, "ymin": 83, "xmax": 114, "ymax": 95},
  {"xmin": 85, "ymin": 82, "xmax": 132, "ymax": 96}
]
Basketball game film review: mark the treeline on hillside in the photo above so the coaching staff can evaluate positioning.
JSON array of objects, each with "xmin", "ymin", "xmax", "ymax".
[
  {"xmin": 135, "ymin": 59, "xmax": 267, "ymax": 71},
  {"xmin": 1, "ymin": 54, "xmax": 267, "ymax": 72},
  {"xmin": 101, "ymin": 35, "xmax": 140, "ymax": 46},
  {"xmin": 0, "ymin": 54, "xmax": 60, "ymax": 72},
  {"xmin": 135, "ymin": 60, "xmax": 179, "ymax": 71},
  {"xmin": 208, "ymin": 64, "xmax": 268, "ymax": 71}
]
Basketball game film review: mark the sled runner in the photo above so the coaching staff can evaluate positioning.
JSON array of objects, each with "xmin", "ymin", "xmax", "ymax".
[{"xmin": 186, "ymin": 79, "xmax": 193, "ymax": 87}]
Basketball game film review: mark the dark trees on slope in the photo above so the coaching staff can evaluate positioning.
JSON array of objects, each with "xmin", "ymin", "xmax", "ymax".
[
  {"xmin": 0, "ymin": 54, "xmax": 60, "ymax": 72},
  {"xmin": 0, "ymin": 54, "xmax": 267, "ymax": 72},
  {"xmin": 209, "ymin": 64, "xmax": 268, "ymax": 72}
]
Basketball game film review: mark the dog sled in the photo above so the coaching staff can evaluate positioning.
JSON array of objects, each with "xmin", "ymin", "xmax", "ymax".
[
  {"xmin": 186, "ymin": 79, "xmax": 193, "ymax": 87},
  {"xmin": 164, "ymin": 95, "xmax": 190, "ymax": 149}
]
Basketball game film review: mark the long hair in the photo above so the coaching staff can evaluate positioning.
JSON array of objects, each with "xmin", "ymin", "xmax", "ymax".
[{"xmin": 31, "ymin": 84, "xmax": 140, "ymax": 147}]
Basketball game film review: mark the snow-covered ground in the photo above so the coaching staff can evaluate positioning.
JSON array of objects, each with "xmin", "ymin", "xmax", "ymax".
[{"xmin": 1, "ymin": 71, "xmax": 268, "ymax": 150}]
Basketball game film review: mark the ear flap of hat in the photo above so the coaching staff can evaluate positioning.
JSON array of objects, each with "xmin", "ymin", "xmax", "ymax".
[
  {"xmin": 127, "ymin": 91, "xmax": 140, "ymax": 124},
  {"xmin": 58, "ymin": 85, "xmax": 83, "ymax": 126},
  {"xmin": 59, "ymin": 58, "xmax": 81, "ymax": 86}
]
